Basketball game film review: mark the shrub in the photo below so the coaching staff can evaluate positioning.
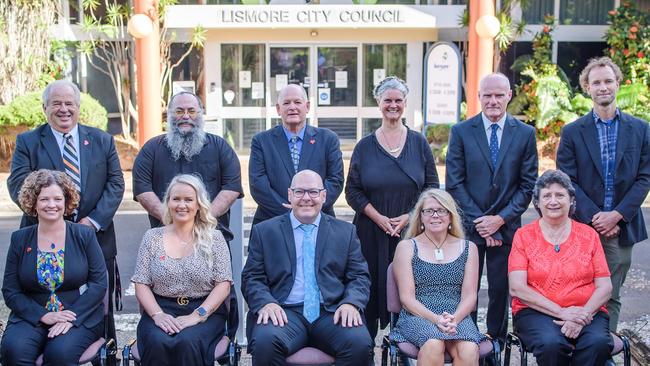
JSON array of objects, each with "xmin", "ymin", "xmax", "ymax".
[{"xmin": 0, "ymin": 91, "xmax": 108, "ymax": 131}]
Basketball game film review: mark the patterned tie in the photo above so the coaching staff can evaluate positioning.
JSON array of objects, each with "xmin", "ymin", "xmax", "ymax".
[
  {"xmin": 62, "ymin": 133, "xmax": 81, "ymax": 219},
  {"xmin": 299, "ymin": 223, "xmax": 320, "ymax": 322},
  {"xmin": 290, "ymin": 135, "xmax": 300, "ymax": 173},
  {"xmin": 489, "ymin": 124, "xmax": 499, "ymax": 169}
]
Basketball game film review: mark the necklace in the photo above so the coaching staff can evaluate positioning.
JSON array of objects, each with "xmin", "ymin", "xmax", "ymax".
[
  {"xmin": 38, "ymin": 232, "xmax": 61, "ymax": 250},
  {"xmin": 380, "ymin": 126, "xmax": 404, "ymax": 154},
  {"xmin": 540, "ymin": 220, "xmax": 571, "ymax": 253},
  {"xmin": 424, "ymin": 230, "xmax": 449, "ymax": 261},
  {"xmin": 172, "ymin": 229, "xmax": 194, "ymax": 247}
]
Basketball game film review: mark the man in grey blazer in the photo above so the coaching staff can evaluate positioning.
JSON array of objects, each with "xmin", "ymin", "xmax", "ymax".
[
  {"xmin": 249, "ymin": 84, "xmax": 344, "ymax": 225},
  {"xmin": 557, "ymin": 57, "xmax": 650, "ymax": 332},
  {"xmin": 445, "ymin": 73, "xmax": 538, "ymax": 347}
]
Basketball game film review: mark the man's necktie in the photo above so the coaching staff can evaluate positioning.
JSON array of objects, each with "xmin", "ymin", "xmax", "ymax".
[
  {"xmin": 290, "ymin": 135, "xmax": 300, "ymax": 173},
  {"xmin": 63, "ymin": 133, "xmax": 81, "ymax": 219},
  {"xmin": 489, "ymin": 124, "xmax": 499, "ymax": 169},
  {"xmin": 299, "ymin": 223, "xmax": 320, "ymax": 323}
]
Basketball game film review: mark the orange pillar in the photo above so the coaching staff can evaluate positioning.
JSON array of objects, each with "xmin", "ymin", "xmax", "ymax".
[
  {"xmin": 134, "ymin": 0, "xmax": 161, "ymax": 147},
  {"xmin": 466, "ymin": 0, "xmax": 496, "ymax": 117}
]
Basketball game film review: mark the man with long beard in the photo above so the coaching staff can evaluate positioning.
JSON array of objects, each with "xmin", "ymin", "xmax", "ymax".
[{"xmin": 132, "ymin": 91, "xmax": 243, "ymax": 337}]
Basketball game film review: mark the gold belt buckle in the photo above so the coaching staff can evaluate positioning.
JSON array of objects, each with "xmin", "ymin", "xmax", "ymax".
[{"xmin": 177, "ymin": 296, "xmax": 189, "ymax": 306}]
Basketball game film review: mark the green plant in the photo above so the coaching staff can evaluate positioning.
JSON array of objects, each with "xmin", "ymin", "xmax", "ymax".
[
  {"xmin": 0, "ymin": 91, "xmax": 108, "ymax": 131},
  {"xmin": 605, "ymin": 1, "xmax": 649, "ymax": 86},
  {"xmin": 425, "ymin": 124, "xmax": 451, "ymax": 164},
  {"xmin": 616, "ymin": 82, "xmax": 650, "ymax": 122}
]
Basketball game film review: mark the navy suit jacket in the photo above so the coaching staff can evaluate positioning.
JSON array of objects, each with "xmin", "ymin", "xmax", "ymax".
[
  {"xmin": 241, "ymin": 213, "xmax": 370, "ymax": 334},
  {"xmin": 8, "ymin": 124, "xmax": 125, "ymax": 259},
  {"xmin": 445, "ymin": 113, "xmax": 538, "ymax": 245},
  {"xmin": 2, "ymin": 222, "xmax": 108, "ymax": 328},
  {"xmin": 249, "ymin": 125, "xmax": 344, "ymax": 224},
  {"xmin": 557, "ymin": 112, "xmax": 650, "ymax": 246}
]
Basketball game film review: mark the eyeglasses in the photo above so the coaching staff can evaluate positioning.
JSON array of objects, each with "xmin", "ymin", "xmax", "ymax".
[
  {"xmin": 290, "ymin": 188, "xmax": 325, "ymax": 198},
  {"xmin": 421, "ymin": 208, "xmax": 450, "ymax": 217},
  {"xmin": 173, "ymin": 108, "xmax": 199, "ymax": 118}
]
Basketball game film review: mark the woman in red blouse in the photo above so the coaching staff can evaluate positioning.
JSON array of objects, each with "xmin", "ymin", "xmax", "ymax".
[{"xmin": 508, "ymin": 169, "xmax": 613, "ymax": 366}]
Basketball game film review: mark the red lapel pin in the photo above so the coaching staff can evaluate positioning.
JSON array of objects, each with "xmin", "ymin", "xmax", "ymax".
[
  {"xmin": 310, "ymin": 139, "xmax": 315, "ymax": 144},
  {"xmin": 160, "ymin": 255, "xmax": 166, "ymax": 260},
  {"xmin": 26, "ymin": 247, "xmax": 32, "ymax": 253},
  {"xmin": 83, "ymin": 140, "xmax": 89, "ymax": 146}
]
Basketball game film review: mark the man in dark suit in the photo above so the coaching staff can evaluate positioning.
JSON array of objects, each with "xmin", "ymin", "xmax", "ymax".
[
  {"xmin": 242, "ymin": 169, "xmax": 372, "ymax": 365},
  {"xmin": 7, "ymin": 80, "xmax": 124, "ymax": 360},
  {"xmin": 249, "ymin": 84, "xmax": 344, "ymax": 225},
  {"xmin": 557, "ymin": 57, "xmax": 650, "ymax": 332},
  {"xmin": 445, "ymin": 73, "xmax": 538, "ymax": 347}
]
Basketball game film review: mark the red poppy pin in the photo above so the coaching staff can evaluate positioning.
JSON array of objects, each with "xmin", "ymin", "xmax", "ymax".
[
  {"xmin": 83, "ymin": 140, "xmax": 89, "ymax": 146},
  {"xmin": 310, "ymin": 139, "xmax": 315, "ymax": 144},
  {"xmin": 160, "ymin": 255, "xmax": 166, "ymax": 260},
  {"xmin": 26, "ymin": 247, "xmax": 32, "ymax": 253}
]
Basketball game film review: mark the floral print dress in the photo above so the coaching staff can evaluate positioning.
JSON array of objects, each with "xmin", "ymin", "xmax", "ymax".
[{"xmin": 37, "ymin": 249, "xmax": 65, "ymax": 311}]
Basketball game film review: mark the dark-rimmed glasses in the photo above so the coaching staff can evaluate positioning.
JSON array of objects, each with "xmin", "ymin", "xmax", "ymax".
[
  {"xmin": 290, "ymin": 188, "xmax": 325, "ymax": 198},
  {"xmin": 421, "ymin": 208, "xmax": 450, "ymax": 217}
]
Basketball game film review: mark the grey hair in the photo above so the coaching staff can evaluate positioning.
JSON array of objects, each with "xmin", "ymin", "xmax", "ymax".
[
  {"xmin": 373, "ymin": 76, "xmax": 409, "ymax": 102},
  {"xmin": 42, "ymin": 80, "xmax": 81, "ymax": 106},
  {"xmin": 532, "ymin": 170, "xmax": 576, "ymax": 217},
  {"xmin": 277, "ymin": 84, "xmax": 308, "ymax": 104},
  {"xmin": 478, "ymin": 73, "xmax": 511, "ymax": 93},
  {"xmin": 168, "ymin": 91, "xmax": 204, "ymax": 114}
]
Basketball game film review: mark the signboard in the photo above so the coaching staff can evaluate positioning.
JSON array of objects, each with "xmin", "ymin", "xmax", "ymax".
[{"xmin": 423, "ymin": 42, "xmax": 462, "ymax": 126}]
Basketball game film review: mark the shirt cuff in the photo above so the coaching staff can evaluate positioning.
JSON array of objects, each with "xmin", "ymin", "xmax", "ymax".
[{"xmin": 87, "ymin": 217, "xmax": 101, "ymax": 231}]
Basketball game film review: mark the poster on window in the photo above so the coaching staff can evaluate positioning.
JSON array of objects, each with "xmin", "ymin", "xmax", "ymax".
[
  {"xmin": 318, "ymin": 88, "xmax": 331, "ymax": 105},
  {"xmin": 276, "ymin": 74, "xmax": 288, "ymax": 91},
  {"xmin": 252, "ymin": 82, "xmax": 264, "ymax": 100},
  {"xmin": 373, "ymin": 69, "xmax": 386, "ymax": 86},
  {"xmin": 239, "ymin": 71, "xmax": 251, "ymax": 88},
  {"xmin": 335, "ymin": 71, "xmax": 348, "ymax": 88},
  {"xmin": 424, "ymin": 42, "xmax": 462, "ymax": 125}
]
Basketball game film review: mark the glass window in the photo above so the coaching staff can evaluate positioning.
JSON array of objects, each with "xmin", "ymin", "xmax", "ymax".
[
  {"xmin": 363, "ymin": 44, "xmax": 407, "ymax": 107},
  {"xmin": 318, "ymin": 118, "xmax": 357, "ymax": 140},
  {"xmin": 560, "ymin": 0, "xmax": 614, "ymax": 25},
  {"xmin": 557, "ymin": 42, "xmax": 607, "ymax": 88},
  {"xmin": 221, "ymin": 44, "xmax": 265, "ymax": 107},
  {"xmin": 353, "ymin": 0, "xmax": 416, "ymax": 4},
  {"xmin": 499, "ymin": 41, "xmax": 533, "ymax": 90},
  {"xmin": 362, "ymin": 118, "xmax": 382, "ymax": 137},
  {"xmin": 223, "ymin": 118, "xmax": 266, "ymax": 151},
  {"xmin": 317, "ymin": 47, "xmax": 357, "ymax": 107},
  {"xmin": 270, "ymin": 47, "xmax": 310, "ymax": 105},
  {"xmin": 522, "ymin": 0, "xmax": 554, "ymax": 24}
]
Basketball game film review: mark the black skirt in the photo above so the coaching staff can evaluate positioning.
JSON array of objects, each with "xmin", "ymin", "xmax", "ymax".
[{"xmin": 136, "ymin": 294, "xmax": 227, "ymax": 366}]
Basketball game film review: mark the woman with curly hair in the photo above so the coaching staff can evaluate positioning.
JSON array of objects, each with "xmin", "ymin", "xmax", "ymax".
[
  {"xmin": 132, "ymin": 174, "xmax": 233, "ymax": 365},
  {"xmin": 1, "ymin": 169, "xmax": 107, "ymax": 365}
]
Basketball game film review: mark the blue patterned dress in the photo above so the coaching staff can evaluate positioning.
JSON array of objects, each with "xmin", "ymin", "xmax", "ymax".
[
  {"xmin": 37, "ymin": 249, "xmax": 65, "ymax": 311},
  {"xmin": 390, "ymin": 240, "xmax": 484, "ymax": 346}
]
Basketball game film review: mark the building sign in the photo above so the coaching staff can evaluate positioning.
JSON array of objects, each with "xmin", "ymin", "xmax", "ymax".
[
  {"xmin": 167, "ymin": 5, "xmax": 465, "ymax": 29},
  {"xmin": 424, "ymin": 42, "xmax": 461, "ymax": 125}
]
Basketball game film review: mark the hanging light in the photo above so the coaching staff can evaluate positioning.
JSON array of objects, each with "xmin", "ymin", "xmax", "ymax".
[
  {"xmin": 475, "ymin": 15, "xmax": 500, "ymax": 39},
  {"xmin": 128, "ymin": 13, "xmax": 154, "ymax": 39}
]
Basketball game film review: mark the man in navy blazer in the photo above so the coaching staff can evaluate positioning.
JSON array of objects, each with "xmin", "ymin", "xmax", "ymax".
[
  {"xmin": 242, "ymin": 170, "xmax": 372, "ymax": 365},
  {"xmin": 445, "ymin": 73, "xmax": 538, "ymax": 346},
  {"xmin": 249, "ymin": 84, "xmax": 344, "ymax": 225},
  {"xmin": 557, "ymin": 57, "xmax": 650, "ymax": 332},
  {"xmin": 7, "ymin": 80, "xmax": 124, "ymax": 352}
]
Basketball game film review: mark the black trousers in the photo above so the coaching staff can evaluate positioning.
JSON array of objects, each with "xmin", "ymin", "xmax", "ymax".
[
  {"xmin": 514, "ymin": 308, "xmax": 613, "ymax": 366},
  {"xmin": 471, "ymin": 243, "xmax": 511, "ymax": 346},
  {"xmin": 248, "ymin": 306, "xmax": 373, "ymax": 366},
  {"xmin": 1, "ymin": 318, "xmax": 103, "ymax": 366}
]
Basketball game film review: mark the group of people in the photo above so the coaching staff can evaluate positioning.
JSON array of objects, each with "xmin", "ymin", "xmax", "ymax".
[{"xmin": 0, "ymin": 55, "xmax": 648, "ymax": 366}]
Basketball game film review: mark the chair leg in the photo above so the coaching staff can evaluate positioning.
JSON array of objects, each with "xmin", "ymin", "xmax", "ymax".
[
  {"xmin": 380, "ymin": 336, "xmax": 389, "ymax": 366},
  {"xmin": 621, "ymin": 335, "xmax": 631, "ymax": 366},
  {"xmin": 389, "ymin": 343, "xmax": 398, "ymax": 366},
  {"xmin": 504, "ymin": 333, "xmax": 512, "ymax": 366},
  {"xmin": 121, "ymin": 345, "xmax": 131, "ymax": 366}
]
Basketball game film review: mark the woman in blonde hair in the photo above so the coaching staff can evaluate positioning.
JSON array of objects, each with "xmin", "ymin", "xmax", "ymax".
[
  {"xmin": 132, "ymin": 174, "xmax": 232, "ymax": 366},
  {"xmin": 390, "ymin": 188, "xmax": 482, "ymax": 365}
]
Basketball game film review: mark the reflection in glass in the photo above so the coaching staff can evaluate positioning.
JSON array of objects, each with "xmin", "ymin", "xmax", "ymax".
[
  {"xmin": 362, "ymin": 118, "xmax": 382, "ymax": 137},
  {"xmin": 223, "ymin": 118, "xmax": 265, "ymax": 151},
  {"xmin": 318, "ymin": 118, "xmax": 357, "ymax": 140},
  {"xmin": 317, "ymin": 47, "xmax": 357, "ymax": 106},
  {"xmin": 523, "ymin": 0, "xmax": 554, "ymax": 24},
  {"xmin": 560, "ymin": 0, "xmax": 613, "ymax": 25},
  {"xmin": 221, "ymin": 44, "xmax": 265, "ymax": 107},
  {"xmin": 270, "ymin": 47, "xmax": 310, "ymax": 104},
  {"xmin": 363, "ymin": 44, "xmax": 406, "ymax": 106}
]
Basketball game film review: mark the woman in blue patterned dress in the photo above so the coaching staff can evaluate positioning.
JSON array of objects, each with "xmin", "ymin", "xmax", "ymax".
[
  {"xmin": 391, "ymin": 188, "xmax": 482, "ymax": 365},
  {"xmin": 1, "ymin": 169, "xmax": 107, "ymax": 365}
]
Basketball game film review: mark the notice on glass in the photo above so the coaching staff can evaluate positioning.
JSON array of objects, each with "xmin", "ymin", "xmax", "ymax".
[
  {"xmin": 276, "ymin": 74, "xmax": 288, "ymax": 91},
  {"xmin": 239, "ymin": 71, "xmax": 251, "ymax": 88},
  {"xmin": 318, "ymin": 88, "xmax": 331, "ymax": 105},
  {"xmin": 373, "ymin": 69, "xmax": 386, "ymax": 85},
  {"xmin": 335, "ymin": 71, "xmax": 348, "ymax": 88},
  {"xmin": 252, "ymin": 82, "xmax": 264, "ymax": 100},
  {"xmin": 304, "ymin": 76, "xmax": 312, "ymax": 86}
]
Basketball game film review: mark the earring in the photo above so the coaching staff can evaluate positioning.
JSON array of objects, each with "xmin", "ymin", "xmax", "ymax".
[
  {"xmin": 420, "ymin": 224, "xmax": 424, "ymax": 230},
  {"xmin": 448, "ymin": 224, "xmax": 452, "ymax": 230}
]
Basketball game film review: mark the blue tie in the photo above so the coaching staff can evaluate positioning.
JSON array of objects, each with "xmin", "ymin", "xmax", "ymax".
[
  {"xmin": 489, "ymin": 124, "xmax": 499, "ymax": 168},
  {"xmin": 299, "ymin": 223, "xmax": 320, "ymax": 322},
  {"xmin": 290, "ymin": 135, "xmax": 300, "ymax": 173}
]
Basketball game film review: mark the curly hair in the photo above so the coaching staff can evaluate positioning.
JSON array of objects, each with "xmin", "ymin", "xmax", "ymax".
[
  {"xmin": 404, "ymin": 188, "xmax": 464, "ymax": 240},
  {"xmin": 162, "ymin": 174, "xmax": 218, "ymax": 268},
  {"xmin": 579, "ymin": 56, "xmax": 623, "ymax": 93},
  {"xmin": 18, "ymin": 169, "xmax": 80, "ymax": 217}
]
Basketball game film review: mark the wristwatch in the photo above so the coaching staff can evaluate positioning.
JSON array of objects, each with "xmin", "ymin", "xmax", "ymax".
[{"xmin": 195, "ymin": 306, "xmax": 207, "ymax": 317}]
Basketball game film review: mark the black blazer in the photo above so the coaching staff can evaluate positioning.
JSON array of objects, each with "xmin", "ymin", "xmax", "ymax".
[
  {"xmin": 445, "ymin": 113, "xmax": 538, "ymax": 245},
  {"xmin": 2, "ymin": 222, "xmax": 108, "ymax": 328},
  {"xmin": 249, "ymin": 125, "xmax": 344, "ymax": 224},
  {"xmin": 7, "ymin": 124, "xmax": 125, "ymax": 259},
  {"xmin": 557, "ymin": 111, "xmax": 650, "ymax": 246},
  {"xmin": 241, "ymin": 213, "xmax": 370, "ymax": 317}
]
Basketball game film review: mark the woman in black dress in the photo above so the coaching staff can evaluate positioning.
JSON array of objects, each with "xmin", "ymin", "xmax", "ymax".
[{"xmin": 345, "ymin": 76, "xmax": 439, "ymax": 341}]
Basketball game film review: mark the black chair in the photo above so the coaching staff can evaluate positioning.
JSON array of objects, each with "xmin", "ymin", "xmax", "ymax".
[
  {"xmin": 504, "ymin": 329, "xmax": 631, "ymax": 366},
  {"xmin": 380, "ymin": 263, "xmax": 501, "ymax": 365}
]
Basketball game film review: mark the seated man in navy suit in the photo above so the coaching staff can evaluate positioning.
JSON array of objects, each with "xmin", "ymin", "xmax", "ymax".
[
  {"xmin": 249, "ymin": 84, "xmax": 344, "ymax": 225},
  {"xmin": 242, "ymin": 170, "xmax": 373, "ymax": 366}
]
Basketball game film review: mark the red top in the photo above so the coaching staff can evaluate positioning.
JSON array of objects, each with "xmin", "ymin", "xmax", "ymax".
[{"xmin": 508, "ymin": 219, "xmax": 610, "ymax": 316}]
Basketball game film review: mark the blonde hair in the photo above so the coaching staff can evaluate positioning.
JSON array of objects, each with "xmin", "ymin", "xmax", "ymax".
[
  {"xmin": 404, "ymin": 188, "xmax": 464, "ymax": 240},
  {"xmin": 579, "ymin": 56, "xmax": 623, "ymax": 93},
  {"xmin": 162, "ymin": 174, "xmax": 218, "ymax": 268}
]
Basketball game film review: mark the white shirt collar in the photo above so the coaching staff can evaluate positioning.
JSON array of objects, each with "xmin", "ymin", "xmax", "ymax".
[{"xmin": 481, "ymin": 112, "xmax": 506, "ymax": 132}]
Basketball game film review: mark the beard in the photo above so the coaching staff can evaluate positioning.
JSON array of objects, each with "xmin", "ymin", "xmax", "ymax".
[{"xmin": 165, "ymin": 114, "xmax": 206, "ymax": 161}]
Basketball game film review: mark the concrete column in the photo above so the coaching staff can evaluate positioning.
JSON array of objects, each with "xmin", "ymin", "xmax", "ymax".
[{"xmin": 466, "ymin": 0, "xmax": 496, "ymax": 117}]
